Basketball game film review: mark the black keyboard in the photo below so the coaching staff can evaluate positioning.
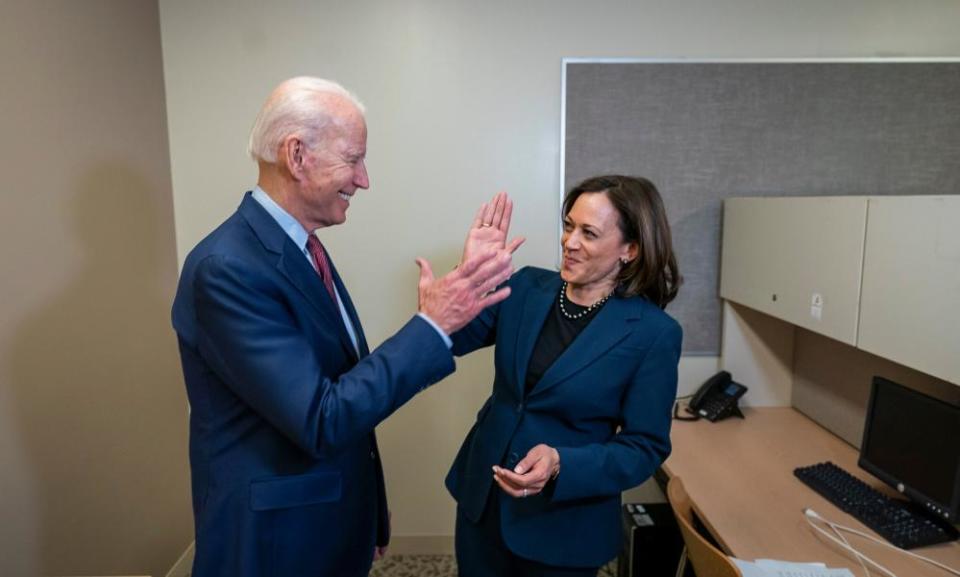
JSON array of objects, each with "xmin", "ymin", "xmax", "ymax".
[{"xmin": 794, "ymin": 461, "xmax": 959, "ymax": 549}]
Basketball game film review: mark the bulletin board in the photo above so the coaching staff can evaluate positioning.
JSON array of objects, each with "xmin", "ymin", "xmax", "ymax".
[{"xmin": 562, "ymin": 59, "xmax": 960, "ymax": 355}]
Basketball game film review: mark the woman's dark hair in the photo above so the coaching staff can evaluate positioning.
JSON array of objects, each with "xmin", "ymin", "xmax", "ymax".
[{"xmin": 563, "ymin": 175, "xmax": 682, "ymax": 308}]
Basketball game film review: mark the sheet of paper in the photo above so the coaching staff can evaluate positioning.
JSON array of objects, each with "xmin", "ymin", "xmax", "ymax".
[
  {"xmin": 732, "ymin": 558, "xmax": 855, "ymax": 577},
  {"xmin": 756, "ymin": 559, "xmax": 826, "ymax": 569},
  {"xmin": 732, "ymin": 558, "xmax": 772, "ymax": 577}
]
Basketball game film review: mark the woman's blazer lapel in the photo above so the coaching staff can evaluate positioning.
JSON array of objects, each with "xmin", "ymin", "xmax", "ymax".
[
  {"xmin": 510, "ymin": 272, "xmax": 643, "ymax": 399},
  {"xmin": 511, "ymin": 273, "xmax": 560, "ymax": 399},
  {"xmin": 531, "ymin": 298, "xmax": 639, "ymax": 397}
]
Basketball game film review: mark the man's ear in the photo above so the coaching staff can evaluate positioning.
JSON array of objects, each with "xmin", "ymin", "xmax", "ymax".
[{"xmin": 281, "ymin": 136, "xmax": 306, "ymax": 180}]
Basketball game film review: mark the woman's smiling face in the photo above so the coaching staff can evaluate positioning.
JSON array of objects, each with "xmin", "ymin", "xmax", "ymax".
[{"xmin": 560, "ymin": 191, "xmax": 637, "ymax": 294}]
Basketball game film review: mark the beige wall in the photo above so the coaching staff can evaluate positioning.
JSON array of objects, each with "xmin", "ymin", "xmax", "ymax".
[
  {"xmin": 0, "ymin": 1, "xmax": 191, "ymax": 575},
  {"xmin": 792, "ymin": 328, "xmax": 960, "ymax": 448},
  {"xmin": 157, "ymin": 0, "xmax": 960, "ymax": 541}
]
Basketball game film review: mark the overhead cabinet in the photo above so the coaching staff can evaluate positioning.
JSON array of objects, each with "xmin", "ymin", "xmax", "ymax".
[
  {"xmin": 720, "ymin": 197, "xmax": 869, "ymax": 346},
  {"xmin": 720, "ymin": 195, "xmax": 959, "ymax": 385},
  {"xmin": 858, "ymin": 196, "xmax": 960, "ymax": 385}
]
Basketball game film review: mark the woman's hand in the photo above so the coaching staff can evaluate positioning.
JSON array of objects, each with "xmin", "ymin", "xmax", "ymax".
[
  {"xmin": 492, "ymin": 444, "xmax": 560, "ymax": 499},
  {"xmin": 461, "ymin": 191, "xmax": 525, "ymax": 267}
]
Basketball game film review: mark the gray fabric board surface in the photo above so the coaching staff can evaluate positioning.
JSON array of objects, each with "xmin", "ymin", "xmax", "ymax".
[{"xmin": 564, "ymin": 61, "xmax": 960, "ymax": 354}]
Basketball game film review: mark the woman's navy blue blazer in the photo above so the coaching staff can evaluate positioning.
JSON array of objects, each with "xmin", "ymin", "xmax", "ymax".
[{"xmin": 446, "ymin": 266, "xmax": 682, "ymax": 568}]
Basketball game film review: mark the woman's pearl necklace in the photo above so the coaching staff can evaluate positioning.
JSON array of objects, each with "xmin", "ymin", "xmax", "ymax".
[{"xmin": 559, "ymin": 281, "xmax": 612, "ymax": 320}]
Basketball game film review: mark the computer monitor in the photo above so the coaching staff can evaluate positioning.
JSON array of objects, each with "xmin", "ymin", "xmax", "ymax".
[{"xmin": 858, "ymin": 376, "xmax": 960, "ymax": 523}]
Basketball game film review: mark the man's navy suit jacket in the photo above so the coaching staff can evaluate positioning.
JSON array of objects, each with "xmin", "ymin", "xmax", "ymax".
[
  {"xmin": 446, "ymin": 267, "xmax": 682, "ymax": 568},
  {"xmin": 172, "ymin": 193, "xmax": 455, "ymax": 577}
]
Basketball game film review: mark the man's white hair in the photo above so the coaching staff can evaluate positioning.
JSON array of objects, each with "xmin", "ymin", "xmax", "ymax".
[{"xmin": 247, "ymin": 77, "xmax": 366, "ymax": 163}]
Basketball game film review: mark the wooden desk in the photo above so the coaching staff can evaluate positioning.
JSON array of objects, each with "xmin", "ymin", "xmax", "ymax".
[{"xmin": 662, "ymin": 407, "xmax": 960, "ymax": 576}]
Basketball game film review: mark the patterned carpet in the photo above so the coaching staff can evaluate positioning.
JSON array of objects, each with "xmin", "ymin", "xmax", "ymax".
[{"xmin": 369, "ymin": 554, "xmax": 618, "ymax": 577}]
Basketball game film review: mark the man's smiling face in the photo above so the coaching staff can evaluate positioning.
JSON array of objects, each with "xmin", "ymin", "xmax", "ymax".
[{"xmin": 295, "ymin": 101, "xmax": 369, "ymax": 230}]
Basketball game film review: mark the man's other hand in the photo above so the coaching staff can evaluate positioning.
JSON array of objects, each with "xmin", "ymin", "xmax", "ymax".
[
  {"xmin": 373, "ymin": 510, "xmax": 390, "ymax": 561},
  {"xmin": 416, "ymin": 249, "xmax": 513, "ymax": 335}
]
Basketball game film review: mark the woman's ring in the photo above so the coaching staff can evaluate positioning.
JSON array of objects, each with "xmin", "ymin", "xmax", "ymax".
[
  {"xmin": 522, "ymin": 488, "xmax": 528, "ymax": 498},
  {"xmin": 481, "ymin": 222, "xmax": 492, "ymax": 227}
]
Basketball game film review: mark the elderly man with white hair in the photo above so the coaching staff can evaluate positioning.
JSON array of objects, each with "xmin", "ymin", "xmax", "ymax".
[{"xmin": 172, "ymin": 77, "xmax": 520, "ymax": 577}]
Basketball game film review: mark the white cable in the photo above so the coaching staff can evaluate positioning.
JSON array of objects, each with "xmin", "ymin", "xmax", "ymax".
[
  {"xmin": 815, "ymin": 511, "xmax": 960, "ymax": 576},
  {"xmin": 804, "ymin": 509, "xmax": 897, "ymax": 577},
  {"xmin": 803, "ymin": 508, "xmax": 960, "ymax": 577},
  {"xmin": 827, "ymin": 514, "xmax": 872, "ymax": 577},
  {"xmin": 803, "ymin": 509, "xmax": 897, "ymax": 577}
]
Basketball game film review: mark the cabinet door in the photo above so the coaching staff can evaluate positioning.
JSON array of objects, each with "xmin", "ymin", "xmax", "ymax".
[
  {"xmin": 858, "ymin": 196, "xmax": 960, "ymax": 384},
  {"xmin": 720, "ymin": 197, "xmax": 868, "ymax": 345}
]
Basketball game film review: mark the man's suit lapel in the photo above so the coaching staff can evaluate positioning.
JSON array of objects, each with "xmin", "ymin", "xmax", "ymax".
[
  {"xmin": 329, "ymin": 259, "xmax": 369, "ymax": 358},
  {"xmin": 529, "ymin": 291, "xmax": 642, "ymax": 399},
  {"xmin": 513, "ymin": 274, "xmax": 560, "ymax": 398},
  {"xmin": 238, "ymin": 194, "xmax": 360, "ymax": 361}
]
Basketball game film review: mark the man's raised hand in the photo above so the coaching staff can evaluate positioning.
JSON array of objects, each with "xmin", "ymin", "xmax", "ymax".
[{"xmin": 416, "ymin": 249, "xmax": 513, "ymax": 335}]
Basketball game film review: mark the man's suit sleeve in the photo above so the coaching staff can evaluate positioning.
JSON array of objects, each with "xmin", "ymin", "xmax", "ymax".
[
  {"xmin": 193, "ymin": 254, "xmax": 455, "ymax": 457},
  {"xmin": 550, "ymin": 320, "xmax": 682, "ymax": 502}
]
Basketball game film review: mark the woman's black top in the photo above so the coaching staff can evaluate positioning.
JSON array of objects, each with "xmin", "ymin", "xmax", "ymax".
[{"xmin": 524, "ymin": 290, "xmax": 608, "ymax": 395}]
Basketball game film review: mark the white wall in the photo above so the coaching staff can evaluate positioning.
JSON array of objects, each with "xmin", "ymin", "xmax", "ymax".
[{"xmin": 158, "ymin": 0, "xmax": 960, "ymax": 540}]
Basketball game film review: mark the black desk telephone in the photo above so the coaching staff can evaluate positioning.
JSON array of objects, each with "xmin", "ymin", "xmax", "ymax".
[{"xmin": 685, "ymin": 371, "xmax": 748, "ymax": 422}]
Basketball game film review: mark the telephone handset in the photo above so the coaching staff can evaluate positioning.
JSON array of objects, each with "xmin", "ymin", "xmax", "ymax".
[{"xmin": 685, "ymin": 370, "xmax": 748, "ymax": 422}]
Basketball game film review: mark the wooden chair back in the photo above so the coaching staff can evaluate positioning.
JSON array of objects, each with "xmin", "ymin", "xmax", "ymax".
[{"xmin": 667, "ymin": 476, "xmax": 743, "ymax": 577}]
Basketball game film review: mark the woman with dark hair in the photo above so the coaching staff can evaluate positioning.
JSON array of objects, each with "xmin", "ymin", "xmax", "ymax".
[{"xmin": 447, "ymin": 176, "xmax": 683, "ymax": 576}]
